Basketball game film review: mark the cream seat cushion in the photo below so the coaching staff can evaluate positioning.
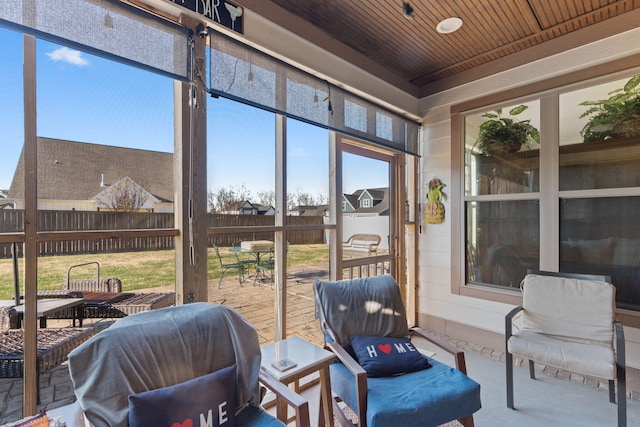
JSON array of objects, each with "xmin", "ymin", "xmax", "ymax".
[
  {"xmin": 241, "ymin": 240, "xmax": 274, "ymax": 251},
  {"xmin": 508, "ymin": 330, "xmax": 615, "ymax": 380},
  {"xmin": 520, "ymin": 274, "xmax": 615, "ymax": 345}
]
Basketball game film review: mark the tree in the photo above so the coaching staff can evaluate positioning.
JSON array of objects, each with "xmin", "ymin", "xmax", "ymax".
[
  {"xmin": 106, "ymin": 184, "xmax": 149, "ymax": 212},
  {"xmin": 208, "ymin": 184, "xmax": 251, "ymax": 213},
  {"xmin": 256, "ymin": 190, "xmax": 275, "ymax": 207},
  {"xmin": 288, "ymin": 187, "xmax": 327, "ymax": 210},
  {"xmin": 0, "ymin": 189, "xmax": 7, "ymax": 199},
  {"xmin": 206, "ymin": 185, "xmax": 327, "ymax": 213},
  {"xmin": 94, "ymin": 177, "xmax": 149, "ymax": 212}
]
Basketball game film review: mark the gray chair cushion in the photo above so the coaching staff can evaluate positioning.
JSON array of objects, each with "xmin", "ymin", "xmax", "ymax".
[
  {"xmin": 68, "ymin": 303, "xmax": 261, "ymax": 427},
  {"xmin": 313, "ymin": 275, "xmax": 409, "ymax": 347}
]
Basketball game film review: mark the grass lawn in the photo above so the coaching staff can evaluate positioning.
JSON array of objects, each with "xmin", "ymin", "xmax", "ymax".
[{"xmin": 0, "ymin": 244, "xmax": 329, "ymax": 299}]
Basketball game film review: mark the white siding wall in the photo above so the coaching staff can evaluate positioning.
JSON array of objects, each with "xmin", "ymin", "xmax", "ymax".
[
  {"xmin": 12, "ymin": 199, "xmax": 97, "ymax": 211},
  {"xmin": 39, "ymin": 200, "xmax": 97, "ymax": 211},
  {"xmin": 153, "ymin": 202, "xmax": 174, "ymax": 213},
  {"xmin": 418, "ymin": 27, "xmax": 640, "ymax": 368},
  {"xmin": 11, "ymin": 199, "xmax": 174, "ymax": 212}
]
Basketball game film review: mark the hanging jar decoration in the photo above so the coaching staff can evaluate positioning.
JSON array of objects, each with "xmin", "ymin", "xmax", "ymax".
[{"xmin": 425, "ymin": 178, "xmax": 446, "ymax": 224}]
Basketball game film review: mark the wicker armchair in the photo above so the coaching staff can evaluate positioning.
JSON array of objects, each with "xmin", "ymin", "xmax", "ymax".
[{"xmin": 0, "ymin": 306, "xmax": 98, "ymax": 401}]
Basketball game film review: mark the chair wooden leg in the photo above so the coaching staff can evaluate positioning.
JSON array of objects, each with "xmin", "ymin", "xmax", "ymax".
[
  {"xmin": 506, "ymin": 351, "xmax": 515, "ymax": 409},
  {"xmin": 36, "ymin": 366, "xmax": 40, "ymax": 404},
  {"xmin": 318, "ymin": 367, "xmax": 334, "ymax": 427},
  {"xmin": 332, "ymin": 400, "xmax": 355, "ymax": 427},
  {"xmin": 458, "ymin": 414, "xmax": 474, "ymax": 427},
  {"xmin": 528, "ymin": 360, "xmax": 535, "ymax": 379}
]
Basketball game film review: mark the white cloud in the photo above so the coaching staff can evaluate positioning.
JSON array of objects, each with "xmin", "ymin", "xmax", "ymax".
[{"xmin": 46, "ymin": 47, "xmax": 89, "ymax": 67}]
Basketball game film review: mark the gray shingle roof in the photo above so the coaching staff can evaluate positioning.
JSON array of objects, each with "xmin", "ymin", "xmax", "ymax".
[
  {"xmin": 8, "ymin": 138, "xmax": 173, "ymax": 202},
  {"xmin": 346, "ymin": 187, "xmax": 389, "ymax": 215}
]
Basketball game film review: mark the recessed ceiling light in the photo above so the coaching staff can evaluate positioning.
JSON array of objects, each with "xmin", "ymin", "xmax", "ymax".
[{"xmin": 436, "ymin": 17, "xmax": 463, "ymax": 34}]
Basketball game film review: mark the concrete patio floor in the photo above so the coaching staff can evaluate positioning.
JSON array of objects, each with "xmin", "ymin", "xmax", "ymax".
[{"xmin": 1, "ymin": 269, "xmax": 638, "ymax": 425}]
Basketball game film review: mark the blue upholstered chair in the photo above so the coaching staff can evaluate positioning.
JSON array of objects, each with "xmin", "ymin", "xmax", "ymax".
[
  {"xmin": 313, "ymin": 275, "xmax": 481, "ymax": 427},
  {"xmin": 67, "ymin": 303, "xmax": 309, "ymax": 427}
]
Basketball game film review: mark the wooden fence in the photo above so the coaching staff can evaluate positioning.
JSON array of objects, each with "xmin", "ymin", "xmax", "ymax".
[{"xmin": 0, "ymin": 210, "xmax": 324, "ymax": 258}]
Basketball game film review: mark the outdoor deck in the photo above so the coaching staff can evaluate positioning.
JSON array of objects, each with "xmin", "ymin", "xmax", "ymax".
[{"xmin": 1, "ymin": 270, "xmax": 639, "ymax": 426}]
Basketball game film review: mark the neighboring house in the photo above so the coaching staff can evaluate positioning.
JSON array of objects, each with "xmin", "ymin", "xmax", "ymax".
[
  {"xmin": 254, "ymin": 203, "xmax": 276, "ymax": 216},
  {"xmin": 224, "ymin": 200, "xmax": 275, "ymax": 215},
  {"xmin": 7, "ymin": 137, "xmax": 174, "ymax": 212},
  {"xmin": 289, "ymin": 205, "xmax": 329, "ymax": 217},
  {"xmin": 342, "ymin": 188, "xmax": 389, "ymax": 216}
]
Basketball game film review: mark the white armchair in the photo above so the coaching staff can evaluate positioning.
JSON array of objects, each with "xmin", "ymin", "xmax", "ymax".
[{"xmin": 505, "ymin": 271, "xmax": 626, "ymax": 427}]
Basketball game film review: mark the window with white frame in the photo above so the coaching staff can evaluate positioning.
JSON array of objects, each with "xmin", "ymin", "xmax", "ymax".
[{"xmin": 464, "ymin": 100, "xmax": 541, "ymax": 290}]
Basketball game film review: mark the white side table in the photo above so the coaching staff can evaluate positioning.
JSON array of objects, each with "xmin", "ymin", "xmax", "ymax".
[
  {"xmin": 46, "ymin": 401, "xmax": 90, "ymax": 426},
  {"xmin": 261, "ymin": 336, "xmax": 334, "ymax": 427}
]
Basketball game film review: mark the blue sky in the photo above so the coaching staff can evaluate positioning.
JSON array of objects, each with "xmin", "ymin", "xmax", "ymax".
[{"xmin": 0, "ymin": 27, "xmax": 388, "ymax": 198}]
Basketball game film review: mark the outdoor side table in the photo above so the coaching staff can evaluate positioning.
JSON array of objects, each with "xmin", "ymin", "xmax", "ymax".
[
  {"xmin": 46, "ymin": 400, "xmax": 90, "ymax": 427},
  {"xmin": 13, "ymin": 298, "xmax": 86, "ymax": 327},
  {"xmin": 260, "ymin": 336, "xmax": 334, "ymax": 427}
]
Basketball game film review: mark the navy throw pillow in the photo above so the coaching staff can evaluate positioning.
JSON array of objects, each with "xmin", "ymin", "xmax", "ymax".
[
  {"xmin": 349, "ymin": 336, "xmax": 432, "ymax": 377},
  {"xmin": 128, "ymin": 364, "xmax": 237, "ymax": 427}
]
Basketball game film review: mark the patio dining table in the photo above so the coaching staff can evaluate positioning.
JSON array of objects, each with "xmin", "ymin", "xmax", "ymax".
[{"xmin": 229, "ymin": 240, "xmax": 275, "ymax": 282}]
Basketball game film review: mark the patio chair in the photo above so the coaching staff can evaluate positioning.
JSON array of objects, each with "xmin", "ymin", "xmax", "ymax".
[
  {"xmin": 313, "ymin": 275, "xmax": 481, "ymax": 427},
  {"xmin": 68, "ymin": 303, "xmax": 310, "ymax": 427},
  {"xmin": 254, "ymin": 241, "xmax": 288, "ymax": 286},
  {"xmin": 506, "ymin": 271, "xmax": 626, "ymax": 427},
  {"xmin": 233, "ymin": 241, "xmax": 259, "ymax": 268},
  {"xmin": 213, "ymin": 244, "xmax": 246, "ymax": 288},
  {"xmin": 255, "ymin": 254, "xmax": 274, "ymax": 285}
]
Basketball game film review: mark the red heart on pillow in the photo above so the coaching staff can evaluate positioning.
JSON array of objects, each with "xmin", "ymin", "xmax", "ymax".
[
  {"xmin": 378, "ymin": 343, "xmax": 392, "ymax": 354},
  {"xmin": 171, "ymin": 419, "xmax": 193, "ymax": 427}
]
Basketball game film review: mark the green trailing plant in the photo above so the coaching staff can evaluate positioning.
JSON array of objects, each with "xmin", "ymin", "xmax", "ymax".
[
  {"xmin": 474, "ymin": 105, "xmax": 540, "ymax": 156},
  {"xmin": 579, "ymin": 74, "xmax": 640, "ymax": 142}
]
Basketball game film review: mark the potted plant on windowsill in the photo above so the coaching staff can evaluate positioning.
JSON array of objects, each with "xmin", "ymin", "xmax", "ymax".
[
  {"xmin": 579, "ymin": 74, "xmax": 640, "ymax": 143},
  {"xmin": 474, "ymin": 105, "xmax": 540, "ymax": 156}
]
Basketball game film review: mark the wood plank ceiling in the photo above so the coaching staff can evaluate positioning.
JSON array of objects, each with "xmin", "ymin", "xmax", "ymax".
[{"xmin": 256, "ymin": 0, "xmax": 640, "ymax": 96}]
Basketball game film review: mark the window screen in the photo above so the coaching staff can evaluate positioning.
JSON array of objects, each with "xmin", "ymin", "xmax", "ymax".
[
  {"xmin": 209, "ymin": 31, "xmax": 419, "ymax": 155},
  {"xmin": 0, "ymin": 0, "xmax": 189, "ymax": 81}
]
